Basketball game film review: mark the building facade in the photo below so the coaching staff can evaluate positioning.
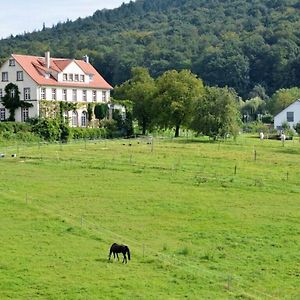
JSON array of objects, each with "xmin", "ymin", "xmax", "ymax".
[
  {"xmin": 274, "ymin": 100, "xmax": 300, "ymax": 131},
  {"xmin": 0, "ymin": 52, "xmax": 112, "ymax": 126}
]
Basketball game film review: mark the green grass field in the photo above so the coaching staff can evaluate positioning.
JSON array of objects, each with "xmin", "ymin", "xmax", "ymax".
[{"xmin": 1, "ymin": 135, "xmax": 300, "ymax": 299}]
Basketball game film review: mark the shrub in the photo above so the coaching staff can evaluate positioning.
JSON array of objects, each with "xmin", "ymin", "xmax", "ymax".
[
  {"xmin": 31, "ymin": 118, "xmax": 61, "ymax": 141},
  {"xmin": 242, "ymin": 121, "xmax": 269, "ymax": 133},
  {"xmin": 69, "ymin": 127, "xmax": 106, "ymax": 140},
  {"xmin": 261, "ymin": 114, "xmax": 273, "ymax": 124}
]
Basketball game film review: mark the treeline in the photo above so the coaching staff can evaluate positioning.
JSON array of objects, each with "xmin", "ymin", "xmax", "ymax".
[
  {"xmin": 1, "ymin": 0, "xmax": 300, "ymax": 98},
  {"xmin": 114, "ymin": 68, "xmax": 240, "ymax": 138},
  {"xmin": 115, "ymin": 67, "xmax": 300, "ymax": 137}
]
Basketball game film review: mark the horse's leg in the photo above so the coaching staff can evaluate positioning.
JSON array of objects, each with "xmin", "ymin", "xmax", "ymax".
[
  {"xmin": 123, "ymin": 253, "xmax": 127, "ymax": 264},
  {"xmin": 116, "ymin": 253, "xmax": 119, "ymax": 261},
  {"xmin": 108, "ymin": 249, "xmax": 112, "ymax": 261}
]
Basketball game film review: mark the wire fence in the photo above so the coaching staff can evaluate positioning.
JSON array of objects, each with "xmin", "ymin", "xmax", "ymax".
[{"xmin": 15, "ymin": 193, "xmax": 282, "ymax": 300}]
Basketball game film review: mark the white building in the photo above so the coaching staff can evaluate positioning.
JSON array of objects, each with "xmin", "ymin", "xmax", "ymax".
[
  {"xmin": 0, "ymin": 52, "xmax": 112, "ymax": 126},
  {"xmin": 274, "ymin": 100, "xmax": 300, "ymax": 130}
]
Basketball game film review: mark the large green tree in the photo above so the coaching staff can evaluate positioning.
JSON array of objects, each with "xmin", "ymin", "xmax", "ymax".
[
  {"xmin": 268, "ymin": 87, "xmax": 300, "ymax": 115},
  {"xmin": 114, "ymin": 67, "xmax": 156, "ymax": 135},
  {"xmin": 1, "ymin": 83, "xmax": 32, "ymax": 121},
  {"xmin": 190, "ymin": 86, "xmax": 240, "ymax": 139},
  {"xmin": 155, "ymin": 69, "xmax": 204, "ymax": 137}
]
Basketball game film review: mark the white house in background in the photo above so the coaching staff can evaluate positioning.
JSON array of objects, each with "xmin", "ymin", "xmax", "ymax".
[
  {"xmin": 274, "ymin": 99, "xmax": 300, "ymax": 130},
  {"xmin": 0, "ymin": 52, "xmax": 113, "ymax": 126}
]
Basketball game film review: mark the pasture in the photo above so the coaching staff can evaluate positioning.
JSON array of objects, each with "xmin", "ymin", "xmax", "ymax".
[{"xmin": 0, "ymin": 135, "xmax": 300, "ymax": 299}]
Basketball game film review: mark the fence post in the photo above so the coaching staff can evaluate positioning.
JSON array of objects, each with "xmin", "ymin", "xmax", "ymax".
[{"xmin": 226, "ymin": 275, "xmax": 232, "ymax": 290}]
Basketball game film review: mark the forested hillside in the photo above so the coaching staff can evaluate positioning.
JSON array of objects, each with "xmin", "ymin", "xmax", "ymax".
[{"xmin": 1, "ymin": 0, "xmax": 300, "ymax": 97}]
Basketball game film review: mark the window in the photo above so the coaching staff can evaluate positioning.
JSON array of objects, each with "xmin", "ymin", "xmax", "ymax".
[
  {"xmin": 83, "ymin": 90, "xmax": 87, "ymax": 102},
  {"xmin": 102, "ymin": 91, "xmax": 107, "ymax": 102},
  {"xmin": 75, "ymin": 74, "xmax": 79, "ymax": 82},
  {"xmin": 64, "ymin": 111, "xmax": 69, "ymax": 122},
  {"xmin": 80, "ymin": 75, "xmax": 84, "ymax": 82},
  {"xmin": 63, "ymin": 89, "xmax": 67, "ymax": 101},
  {"xmin": 10, "ymin": 89, "xmax": 15, "ymax": 98},
  {"xmin": 21, "ymin": 107, "xmax": 29, "ymax": 122},
  {"xmin": 92, "ymin": 90, "xmax": 97, "ymax": 102},
  {"xmin": 81, "ymin": 111, "xmax": 87, "ymax": 127},
  {"xmin": 2, "ymin": 72, "xmax": 8, "ymax": 82},
  {"xmin": 24, "ymin": 88, "xmax": 31, "ymax": 100},
  {"xmin": 17, "ymin": 71, "xmax": 23, "ymax": 81},
  {"xmin": 287, "ymin": 112, "xmax": 294, "ymax": 122},
  {"xmin": 63, "ymin": 73, "xmax": 68, "ymax": 81},
  {"xmin": 69, "ymin": 74, "xmax": 74, "ymax": 81},
  {"xmin": 41, "ymin": 88, "xmax": 46, "ymax": 100},
  {"xmin": 72, "ymin": 111, "xmax": 78, "ymax": 126},
  {"xmin": 9, "ymin": 59, "xmax": 15, "ymax": 66},
  {"xmin": 0, "ymin": 108, "xmax": 5, "ymax": 121},
  {"xmin": 0, "ymin": 88, "xmax": 2, "ymax": 98},
  {"xmin": 52, "ymin": 88, "xmax": 57, "ymax": 100},
  {"xmin": 89, "ymin": 74, "xmax": 94, "ymax": 81},
  {"xmin": 72, "ymin": 89, "xmax": 77, "ymax": 101}
]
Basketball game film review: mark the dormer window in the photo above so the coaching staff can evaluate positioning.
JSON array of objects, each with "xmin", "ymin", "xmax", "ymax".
[
  {"xmin": 69, "ymin": 74, "xmax": 73, "ymax": 81},
  {"xmin": 63, "ymin": 73, "xmax": 67, "ymax": 81},
  {"xmin": 9, "ymin": 59, "xmax": 15, "ymax": 66},
  {"xmin": 17, "ymin": 71, "xmax": 23, "ymax": 81}
]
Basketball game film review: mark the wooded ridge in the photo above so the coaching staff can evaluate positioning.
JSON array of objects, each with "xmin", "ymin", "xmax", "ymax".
[{"xmin": 1, "ymin": 0, "xmax": 300, "ymax": 98}]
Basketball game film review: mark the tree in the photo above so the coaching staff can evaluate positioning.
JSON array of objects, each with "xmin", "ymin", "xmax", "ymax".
[
  {"xmin": 240, "ymin": 97, "xmax": 266, "ymax": 122},
  {"xmin": 94, "ymin": 103, "xmax": 109, "ymax": 120},
  {"xmin": 268, "ymin": 88, "xmax": 300, "ymax": 115},
  {"xmin": 1, "ymin": 83, "xmax": 32, "ymax": 121},
  {"xmin": 155, "ymin": 69, "xmax": 204, "ymax": 137},
  {"xmin": 114, "ymin": 67, "xmax": 156, "ymax": 135},
  {"xmin": 294, "ymin": 122, "xmax": 300, "ymax": 137},
  {"xmin": 190, "ymin": 86, "xmax": 240, "ymax": 139}
]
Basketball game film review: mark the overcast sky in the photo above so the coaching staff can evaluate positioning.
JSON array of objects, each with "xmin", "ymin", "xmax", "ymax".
[{"xmin": 0, "ymin": 0, "xmax": 131, "ymax": 39}]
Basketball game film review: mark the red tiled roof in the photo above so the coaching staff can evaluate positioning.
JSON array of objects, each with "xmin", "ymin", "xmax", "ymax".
[{"xmin": 12, "ymin": 54, "xmax": 113, "ymax": 89}]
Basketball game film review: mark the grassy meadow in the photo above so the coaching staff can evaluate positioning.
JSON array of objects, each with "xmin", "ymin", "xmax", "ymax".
[{"xmin": 0, "ymin": 135, "xmax": 300, "ymax": 299}]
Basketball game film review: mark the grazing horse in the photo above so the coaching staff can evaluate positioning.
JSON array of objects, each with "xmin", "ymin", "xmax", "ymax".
[{"xmin": 108, "ymin": 243, "xmax": 131, "ymax": 264}]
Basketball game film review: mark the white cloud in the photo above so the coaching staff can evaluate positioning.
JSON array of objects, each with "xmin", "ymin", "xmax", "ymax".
[{"xmin": 0, "ymin": 0, "xmax": 131, "ymax": 39}]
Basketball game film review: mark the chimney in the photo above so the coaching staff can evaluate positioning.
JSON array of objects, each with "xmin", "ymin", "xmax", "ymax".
[
  {"xmin": 45, "ymin": 51, "xmax": 50, "ymax": 69},
  {"xmin": 83, "ymin": 55, "xmax": 89, "ymax": 64}
]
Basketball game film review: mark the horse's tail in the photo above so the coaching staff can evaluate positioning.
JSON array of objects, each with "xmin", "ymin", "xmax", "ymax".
[{"xmin": 126, "ymin": 246, "xmax": 131, "ymax": 260}]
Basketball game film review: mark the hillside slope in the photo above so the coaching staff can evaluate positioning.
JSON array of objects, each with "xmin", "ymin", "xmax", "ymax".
[{"xmin": 1, "ymin": 0, "xmax": 300, "ymax": 97}]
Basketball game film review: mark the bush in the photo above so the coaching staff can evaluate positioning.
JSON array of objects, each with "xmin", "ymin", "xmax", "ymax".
[
  {"xmin": 242, "ymin": 121, "xmax": 269, "ymax": 133},
  {"xmin": 31, "ymin": 118, "xmax": 61, "ymax": 141},
  {"xmin": 15, "ymin": 131, "xmax": 41, "ymax": 142},
  {"xmin": 0, "ymin": 122, "xmax": 31, "ymax": 133},
  {"xmin": 70, "ymin": 127, "xmax": 106, "ymax": 140},
  {"xmin": 261, "ymin": 114, "xmax": 273, "ymax": 124}
]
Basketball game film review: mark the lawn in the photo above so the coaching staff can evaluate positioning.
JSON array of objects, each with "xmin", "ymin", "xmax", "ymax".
[{"xmin": 0, "ymin": 135, "xmax": 300, "ymax": 299}]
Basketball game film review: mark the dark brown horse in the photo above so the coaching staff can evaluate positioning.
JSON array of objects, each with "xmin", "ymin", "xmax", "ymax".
[{"xmin": 108, "ymin": 243, "xmax": 131, "ymax": 264}]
